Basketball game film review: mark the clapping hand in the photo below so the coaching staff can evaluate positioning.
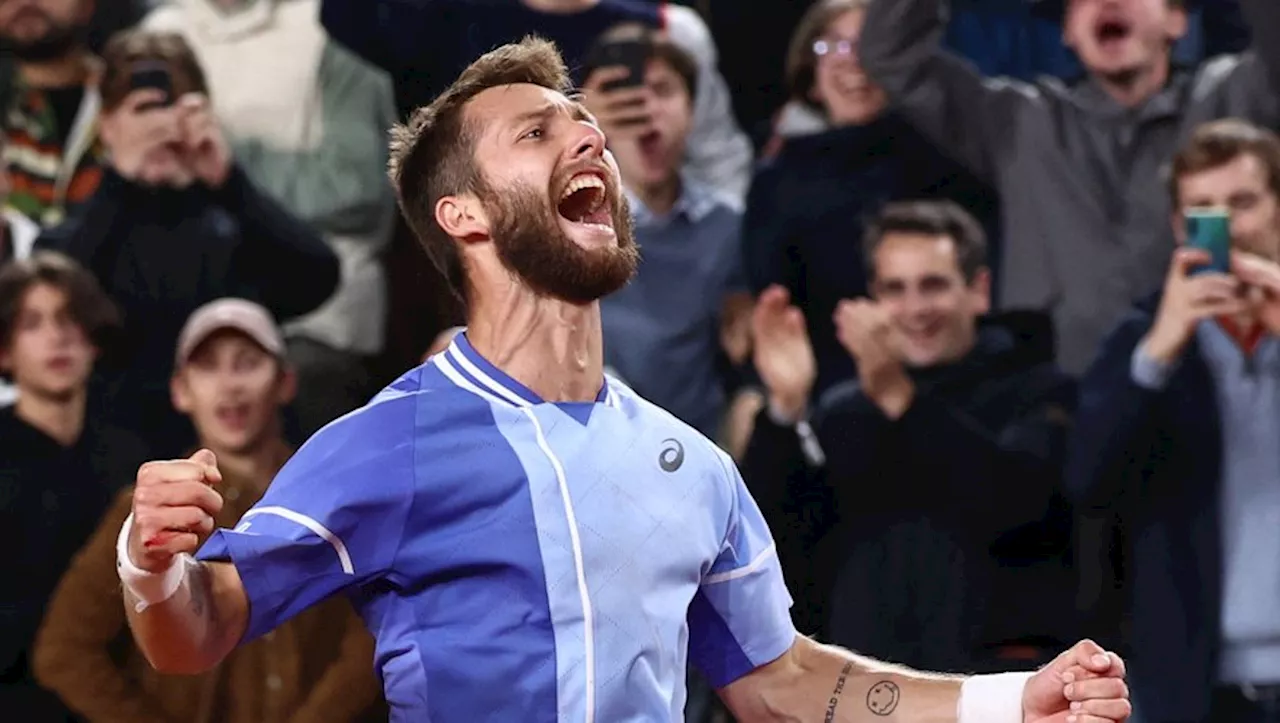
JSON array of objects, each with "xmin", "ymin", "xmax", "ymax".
[
  {"xmin": 751, "ymin": 285, "xmax": 815, "ymax": 423},
  {"xmin": 833, "ymin": 299, "xmax": 913, "ymax": 418}
]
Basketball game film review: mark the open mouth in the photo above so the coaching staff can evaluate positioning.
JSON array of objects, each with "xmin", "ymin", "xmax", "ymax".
[
  {"xmin": 557, "ymin": 172, "xmax": 613, "ymax": 231},
  {"xmin": 1095, "ymin": 19, "xmax": 1132, "ymax": 45},
  {"xmin": 214, "ymin": 402, "xmax": 251, "ymax": 429}
]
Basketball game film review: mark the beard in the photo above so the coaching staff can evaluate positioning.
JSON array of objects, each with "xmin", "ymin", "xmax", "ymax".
[
  {"xmin": 0, "ymin": 13, "xmax": 87, "ymax": 62},
  {"xmin": 482, "ymin": 176, "xmax": 640, "ymax": 305}
]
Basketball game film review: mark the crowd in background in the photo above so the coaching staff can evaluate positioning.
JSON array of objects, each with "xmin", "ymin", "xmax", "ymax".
[{"xmin": 0, "ymin": 0, "xmax": 1278, "ymax": 722}]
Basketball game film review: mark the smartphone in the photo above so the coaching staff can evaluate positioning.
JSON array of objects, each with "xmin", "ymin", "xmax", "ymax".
[
  {"xmin": 584, "ymin": 38, "xmax": 651, "ymax": 92},
  {"xmin": 1184, "ymin": 207, "xmax": 1232, "ymax": 275},
  {"xmin": 129, "ymin": 61, "xmax": 173, "ymax": 110}
]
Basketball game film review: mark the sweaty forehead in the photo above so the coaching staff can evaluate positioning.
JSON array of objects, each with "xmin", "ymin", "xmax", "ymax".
[{"xmin": 466, "ymin": 83, "xmax": 590, "ymax": 137}]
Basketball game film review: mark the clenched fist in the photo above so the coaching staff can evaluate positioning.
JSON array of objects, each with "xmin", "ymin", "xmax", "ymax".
[{"xmin": 127, "ymin": 449, "xmax": 225, "ymax": 573}]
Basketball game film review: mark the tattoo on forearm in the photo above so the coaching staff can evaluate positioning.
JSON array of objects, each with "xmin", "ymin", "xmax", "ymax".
[
  {"xmin": 866, "ymin": 680, "xmax": 901, "ymax": 716},
  {"xmin": 187, "ymin": 562, "xmax": 210, "ymax": 618},
  {"xmin": 824, "ymin": 662, "xmax": 855, "ymax": 722}
]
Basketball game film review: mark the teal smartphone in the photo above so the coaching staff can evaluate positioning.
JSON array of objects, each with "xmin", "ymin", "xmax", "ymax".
[{"xmin": 1184, "ymin": 208, "xmax": 1231, "ymax": 275}]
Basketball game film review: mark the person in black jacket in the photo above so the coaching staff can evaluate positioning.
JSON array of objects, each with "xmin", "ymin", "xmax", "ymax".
[
  {"xmin": 36, "ymin": 30, "xmax": 338, "ymax": 456},
  {"xmin": 0, "ymin": 252, "xmax": 149, "ymax": 721},
  {"xmin": 744, "ymin": 200, "xmax": 1076, "ymax": 674},
  {"xmin": 1068, "ymin": 119, "xmax": 1280, "ymax": 723}
]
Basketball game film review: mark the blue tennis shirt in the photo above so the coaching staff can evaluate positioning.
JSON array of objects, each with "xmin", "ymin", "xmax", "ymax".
[{"xmin": 198, "ymin": 332, "xmax": 796, "ymax": 721}]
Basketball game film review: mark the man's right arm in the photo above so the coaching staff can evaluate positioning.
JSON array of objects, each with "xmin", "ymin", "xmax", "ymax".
[
  {"xmin": 858, "ymin": 0, "xmax": 1034, "ymax": 184},
  {"xmin": 121, "ymin": 554, "xmax": 249, "ymax": 675},
  {"xmin": 120, "ymin": 403, "xmax": 416, "ymax": 674}
]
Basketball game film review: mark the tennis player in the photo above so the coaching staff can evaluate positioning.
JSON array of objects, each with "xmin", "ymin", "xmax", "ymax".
[{"xmin": 115, "ymin": 37, "xmax": 1131, "ymax": 723}]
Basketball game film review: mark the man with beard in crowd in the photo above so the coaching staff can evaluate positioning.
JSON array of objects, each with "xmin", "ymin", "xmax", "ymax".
[
  {"xmin": 110, "ymin": 38, "xmax": 1131, "ymax": 723},
  {"xmin": 0, "ymin": 0, "xmax": 107, "ymax": 227}
]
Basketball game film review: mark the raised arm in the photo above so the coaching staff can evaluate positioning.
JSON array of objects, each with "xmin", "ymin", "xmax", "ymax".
[
  {"xmin": 1211, "ymin": 0, "xmax": 1280, "ymax": 126},
  {"xmin": 720, "ymin": 636, "xmax": 1130, "ymax": 723},
  {"xmin": 858, "ymin": 0, "xmax": 1035, "ymax": 183},
  {"xmin": 118, "ymin": 451, "xmax": 248, "ymax": 674}
]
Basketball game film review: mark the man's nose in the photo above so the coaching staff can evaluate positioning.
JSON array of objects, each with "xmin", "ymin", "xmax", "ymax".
[{"xmin": 568, "ymin": 123, "xmax": 606, "ymax": 161}]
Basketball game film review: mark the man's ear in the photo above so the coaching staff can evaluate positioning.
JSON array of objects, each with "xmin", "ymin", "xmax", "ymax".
[
  {"xmin": 276, "ymin": 365, "xmax": 298, "ymax": 406},
  {"xmin": 1165, "ymin": 5, "xmax": 1189, "ymax": 43},
  {"xmin": 171, "ymin": 373, "xmax": 192, "ymax": 414},
  {"xmin": 436, "ymin": 195, "xmax": 490, "ymax": 243}
]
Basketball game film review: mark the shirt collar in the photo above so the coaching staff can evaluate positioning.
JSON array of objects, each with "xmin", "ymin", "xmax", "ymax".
[
  {"xmin": 435, "ymin": 330, "xmax": 614, "ymax": 408},
  {"xmin": 625, "ymin": 175, "xmax": 719, "ymax": 226}
]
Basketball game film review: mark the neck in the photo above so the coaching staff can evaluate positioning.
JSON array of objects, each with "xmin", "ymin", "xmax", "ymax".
[
  {"xmin": 207, "ymin": 434, "xmax": 288, "ymax": 492},
  {"xmin": 631, "ymin": 174, "xmax": 681, "ymax": 217},
  {"xmin": 19, "ymin": 50, "xmax": 91, "ymax": 89},
  {"xmin": 1092, "ymin": 57, "xmax": 1170, "ymax": 108},
  {"xmin": 519, "ymin": 0, "xmax": 598, "ymax": 13},
  {"xmin": 467, "ymin": 294, "xmax": 604, "ymax": 403},
  {"xmin": 15, "ymin": 388, "xmax": 86, "ymax": 447}
]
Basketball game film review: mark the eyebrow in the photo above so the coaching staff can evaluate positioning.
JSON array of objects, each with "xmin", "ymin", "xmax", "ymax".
[{"xmin": 504, "ymin": 98, "xmax": 595, "ymax": 133}]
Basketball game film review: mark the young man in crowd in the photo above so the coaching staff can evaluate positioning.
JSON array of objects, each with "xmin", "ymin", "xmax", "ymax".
[
  {"xmin": 858, "ymin": 0, "xmax": 1280, "ymax": 373},
  {"xmin": 1070, "ymin": 118, "xmax": 1280, "ymax": 723},
  {"xmin": 746, "ymin": 200, "xmax": 1077, "ymax": 674},
  {"xmin": 36, "ymin": 29, "xmax": 339, "ymax": 456},
  {"xmin": 0, "ymin": 251, "xmax": 148, "ymax": 719},
  {"xmin": 33, "ymin": 297, "xmax": 384, "ymax": 723},
  {"xmin": 0, "ymin": 133, "xmax": 44, "ymax": 405},
  {"xmin": 0, "ymin": 0, "xmax": 108, "ymax": 226},
  {"xmin": 584, "ymin": 26, "xmax": 752, "ymax": 443}
]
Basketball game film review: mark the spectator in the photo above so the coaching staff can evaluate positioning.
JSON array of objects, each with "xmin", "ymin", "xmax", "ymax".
[
  {"xmin": 36, "ymin": 30, "xmax": 339, "ymax": 456},
  {"xmin": 744, "ymin": 0, "xmax": 997, "ymax": 399},
  {"xmin": 33, "ymin": 298, "xmax": 384, "ymax": 723},
  {"xmin": 143, "ymin": 0, "xmax": 398, "ymax": 436},
  {"xmin": 1069, "ymin": 119, "xmax": 1280, "ymax": 723},
  {"xmin": 0, "ymin": 0, "xmax": 108, "ymax": 227},
  {"xmin": 0, "ymin": 252, "xmax": 148, "ymax": 720},
  {"xmin": 583, "ymin": 26, "xmax": 750, "ymax": 441},
  {"xmin": 319, "ymin": 0, "xmax": 754, "ymax": 201},
  {"xmin": 745, "ymin": 201, "xmax": 1076, "ymax": 674},
  {"xmin": 0, "ymin": 135, "xmax": 43, "ymax": 406},
  {"xmin": 859, "ymin": 0, "xmax": 1280, "ymax": 374}
]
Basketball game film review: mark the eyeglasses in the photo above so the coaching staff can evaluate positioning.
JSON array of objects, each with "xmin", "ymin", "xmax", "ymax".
[{"xmin": 813, "ymin": 38, "xmax": 856, "ymax": 57}]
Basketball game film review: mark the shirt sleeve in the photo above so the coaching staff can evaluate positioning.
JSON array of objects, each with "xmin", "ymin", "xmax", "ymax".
[
  {"xmin": 1130, "ymin": 342, "xmax": 1178, "ymax": 390},
  {"xmin": 688, "ymin": 451, "xmax": 797, "ymax": 688},
  {"xmin": 197, "ymin": 401, "xmax": 415, "ymax": 642}
]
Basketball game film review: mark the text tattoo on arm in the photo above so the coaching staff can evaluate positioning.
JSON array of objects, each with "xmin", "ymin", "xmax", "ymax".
[{"xmin": 824, "ymin": 662, "xmax": 855, "ymax": 722}]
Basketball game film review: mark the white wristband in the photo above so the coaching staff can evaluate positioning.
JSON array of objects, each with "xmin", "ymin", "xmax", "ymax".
[
  {"xmin": 116, "ymin": 512, "xmax": 192, "ymax": 612},
  {"xmin": 958, "ymin": 672, "xmax": 1034, "ymax": 723}
]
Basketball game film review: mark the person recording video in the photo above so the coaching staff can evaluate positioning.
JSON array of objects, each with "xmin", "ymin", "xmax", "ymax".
[{"xmin": 35, "ymin": 29, "xmax": 338, "ymax": 457}]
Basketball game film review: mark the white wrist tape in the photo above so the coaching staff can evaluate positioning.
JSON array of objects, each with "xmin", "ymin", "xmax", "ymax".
[
  {"xmin": 116, "ymin": 512, "xmax": 192, "ymax": 612},
  {"xmin": 958, "ymin": 672, "xmax": 1034, "ymax": 723}
]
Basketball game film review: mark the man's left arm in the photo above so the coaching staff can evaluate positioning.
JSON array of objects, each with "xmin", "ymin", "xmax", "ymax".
[
  {"xmin": 720, "ymin": 636, "xmax": 1127, "ymax": 723},
  {"xmin": 695, "ymin": 452, "xmax": 1130, "ymax": 723}
]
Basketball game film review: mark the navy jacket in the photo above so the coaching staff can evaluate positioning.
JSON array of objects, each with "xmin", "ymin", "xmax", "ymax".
[{"xmin": 1067, "ymin": 296, "xmax": 1225, "ymax": 723}]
